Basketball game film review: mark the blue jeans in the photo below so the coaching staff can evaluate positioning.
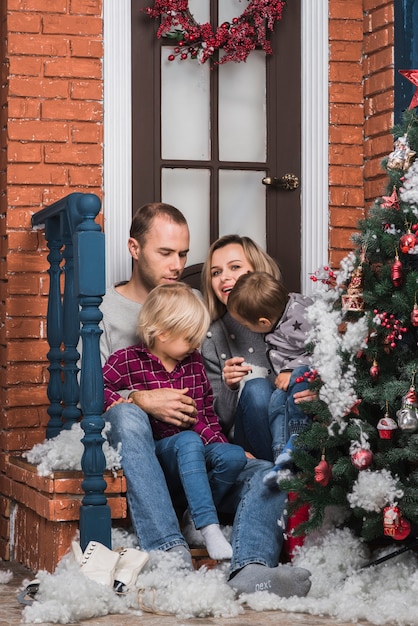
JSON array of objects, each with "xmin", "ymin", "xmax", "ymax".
[
  {"xmin": 268, "ymin": 366, "xmax": 311, "ymax": 459},
  {"xmin": 233, "ymin": 377, "xmax": 275, "ymax": 461},
  {"xmin": 155, "ymin": 431, "xmax": 247, "ymax": 529},
  {"xmin": 105, "ymin": 402, "xmax": 287, "ymax": 576}
]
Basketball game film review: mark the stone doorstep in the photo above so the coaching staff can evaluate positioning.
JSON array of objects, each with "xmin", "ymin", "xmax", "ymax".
[{"xmin": 7, "ymin": 456, "xmax": 127, "ymax": 521}]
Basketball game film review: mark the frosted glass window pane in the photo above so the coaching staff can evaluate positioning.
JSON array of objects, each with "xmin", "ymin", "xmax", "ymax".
[
  {"xmin": 161, "ymin": 53, "xmax": 210, "ymax": 160},
  {"xmin": 162, "ymin": 168, "xmax": 210, "ymax": 266},
  {"xmin": 188, "ymin": 0, "xmax": 209, "ymax": 23},
  {"xmin": 219, "ymin": 170, "xmax": 266, "ymax": 248},
  {"xmin": 218, "ymin": 0, "xmax": 248, "ymax": 24},
  {"xmin": 219, "ymin": 51, "xmax": 266, "ymax": 162}
]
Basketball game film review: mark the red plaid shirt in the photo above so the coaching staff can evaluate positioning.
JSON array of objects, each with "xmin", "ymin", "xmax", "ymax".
[{"xmin": 103, "ymin": 343, "xmax": 228, "ymax": 445}]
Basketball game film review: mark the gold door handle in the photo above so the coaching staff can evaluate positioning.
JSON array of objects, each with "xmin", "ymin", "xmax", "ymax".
[{"xmin": 262, "ymin": 173, "xmax": 300, "ymax": 191}]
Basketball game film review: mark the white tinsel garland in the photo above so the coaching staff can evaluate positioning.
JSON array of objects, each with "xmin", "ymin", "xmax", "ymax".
[{"xmin": 400, "ymin": 158, "xmax": 418, "ymax": 207}]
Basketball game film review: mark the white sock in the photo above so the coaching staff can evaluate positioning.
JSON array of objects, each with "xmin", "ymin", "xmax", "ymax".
[
  {"xmin": 200, "ymin": 524, "xmax": 233, "ymax": 561},
  {"xmin": 182, "ymin": 509, "xmax": 205, "ymax": 547}
]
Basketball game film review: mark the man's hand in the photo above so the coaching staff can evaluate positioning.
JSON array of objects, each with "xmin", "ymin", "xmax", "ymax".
[
  {"xmin": 294, "ymin": 388, "xmax": 318, "ymax": 404},
  {"xmin": 106, "ymin": 397, "xmax": 133, "ymax": 411},
  {"xmin": 128, "ymin": 387, "xmax": 197, "ymax": 428}
]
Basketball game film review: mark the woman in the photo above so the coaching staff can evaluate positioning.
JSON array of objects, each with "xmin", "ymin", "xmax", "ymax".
[
  {"xmin": 201, "ymin": 234, "xmax": 314, "ymax": 462},
  {"xmin": 201, "ymin": 235, "xmax": 280, "ymax": 461}
]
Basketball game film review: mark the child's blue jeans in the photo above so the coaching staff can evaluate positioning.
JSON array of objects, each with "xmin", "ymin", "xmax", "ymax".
[
  {"xmin": 155, "ymin": 430, "xmax": 247, "ymax": 529},
  {"xmin": 268, "ymin": 365, "xmax": 311, "ymax": 461}
]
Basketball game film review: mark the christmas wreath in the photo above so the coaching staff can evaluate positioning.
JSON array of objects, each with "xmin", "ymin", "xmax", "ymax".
[{"xmin": 144, "ymin": 0, "xmax": 287, "ymax": 64}]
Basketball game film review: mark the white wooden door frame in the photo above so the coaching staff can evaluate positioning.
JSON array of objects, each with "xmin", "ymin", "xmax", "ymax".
[{"xmin": 103, "ymin": 0, "xmax": 329, "ymax": 295}]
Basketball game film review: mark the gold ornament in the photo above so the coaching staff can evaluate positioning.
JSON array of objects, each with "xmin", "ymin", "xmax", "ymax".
[{"xmin": 387, "ymin": 134, "xmax": 416, "ymax": 171}]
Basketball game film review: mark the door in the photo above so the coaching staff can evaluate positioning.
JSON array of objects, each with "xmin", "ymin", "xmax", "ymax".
[{"xmin": 131, "ymin": 0, "xmax": 301, "ymax": 291}]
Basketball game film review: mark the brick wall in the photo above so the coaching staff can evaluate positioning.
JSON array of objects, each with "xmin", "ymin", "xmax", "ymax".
[
  {"xmin": 328, "ymin": 0, "xmax": 394, "ymax": 269},
  {"xmin": 0, "ymin": 0, "xmax": 103, "ymax": 560}
]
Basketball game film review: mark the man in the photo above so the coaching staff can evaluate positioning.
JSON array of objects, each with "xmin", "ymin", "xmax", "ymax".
[{"xmin": 102, "ymin": 202, "xmax": 311, "ymax": 599}]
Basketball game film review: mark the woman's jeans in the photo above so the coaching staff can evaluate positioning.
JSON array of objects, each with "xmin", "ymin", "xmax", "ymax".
[
  {"xmin": 268, "ymin": 365, "xmax": 311, "ymax": 460},
  {"xmin": 233, "ymin": 377, "xmax": 275, "ymax": 461},
  {"xmin": 105, "ymin": 402, "xmax": 287, "ymax": 576},
  {"xmin": 155, "ymin": 430, "xmax": 247, "ymax": 529}
]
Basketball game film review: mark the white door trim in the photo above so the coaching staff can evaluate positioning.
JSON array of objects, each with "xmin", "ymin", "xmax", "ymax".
[{"xmin": 103, "ymin": 0, "xmax": 329, "ymax": 293}]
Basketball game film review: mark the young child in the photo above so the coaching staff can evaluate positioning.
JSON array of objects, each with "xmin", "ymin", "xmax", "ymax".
[
  {"xmin": 227, "ymin": 271, "xmax": 313, "ymax": 486},
  {"xmin": 103, "ymin": 282, "xmax": 247, "ymax": 560}
]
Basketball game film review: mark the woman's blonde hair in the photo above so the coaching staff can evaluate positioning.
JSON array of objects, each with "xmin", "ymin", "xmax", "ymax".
[
  {"xmin": 201, "ymin": 235, "xmax": 282, "ymax": 321},
  {"xmin": 137, "ymin": 282, "xmax": 210, "ymax": 349}
]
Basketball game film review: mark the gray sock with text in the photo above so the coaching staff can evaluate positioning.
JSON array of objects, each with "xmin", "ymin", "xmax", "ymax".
[{"xmin": 228, "ymin": 563, "xmax": 311, "ymax": 598}]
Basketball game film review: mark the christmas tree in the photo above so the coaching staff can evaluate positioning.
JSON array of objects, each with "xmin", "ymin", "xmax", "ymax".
[{"xmin": 286, "ymin": 106, "xmax": 418, "ymax": 548}]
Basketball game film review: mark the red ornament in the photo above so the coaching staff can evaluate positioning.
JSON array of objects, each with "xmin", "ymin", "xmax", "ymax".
[
  {"xmin": 351, "ymin": 448, "xmax": 373, "ymax": 470},
  {"xmin": 391, "ymin": 256, "xmax": 403, "ymax": 287},
  {"xmin": 377, "ymin": 414, "xmax": 398, "ymax": 439},
  {"xmin": 399, "ymin": 69, "xmax": 418, "ymax": 110},
  {"xmin": 369, "ymin": 359, "xmax": 379, "ymax": 381},
  {"xmin": 314, "ymin": 456, "xmax": 332, "ymax": 486},
  {"xmin": 383, "ymin": 505, "xmax": 411, "ymax": 540},
  {"xmin": 411, "ymin": 304, "xmax": 418, "ymax": 327},
  {"xmin": 399, "ymin": 231, "xmax": 417, "ymax": 254}
]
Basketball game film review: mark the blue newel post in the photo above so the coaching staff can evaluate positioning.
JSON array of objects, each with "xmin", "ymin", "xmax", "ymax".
[{"xmin": 74, "ymin": 194, "xmax": 112, "ymax": 550}]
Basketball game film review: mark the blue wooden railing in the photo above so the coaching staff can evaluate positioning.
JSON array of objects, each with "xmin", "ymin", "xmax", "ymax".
[{"xmin": 31, "ymin": 192, "xmax": 111, "ymax": 551}]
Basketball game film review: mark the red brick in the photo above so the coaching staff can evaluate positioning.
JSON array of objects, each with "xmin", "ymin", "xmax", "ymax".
[
  {"xmin": 69, "ymin": 166, "xmax": 102, "ymax": 187},
  {"xmin": 44, "ymin": 57, "xmax": 102, "ymax": 79},
  {"xmin": 71, "ymin": 122, "xmax": 102, "ymax": 144},
  {"xmin": 329, "ymin": 41, "xmax": 363, "ymax": 63},
  {"xmin": 330, "ymin": 227, "xmax": 359, "ymax": 249},
  {"xmin": 329, "ymin": 125, "xmax": 363, "ymax": 145},
  {"xmin": 363, "ymin": 0, "xmax": 392, "ymax": 11},
  {"xmin": 329, "ymin": 103, "xmax": 364, "ymax": 125},
  {"xmin": 7, "ymin": 186, "xmax": 43, "ymax": 207},
  {"xmin": 329, "ymin": 144, "xmax": 363, "ymax": 166},
  {"xmin": 329, "ymin": 61, "xmax": 363, "ymax": 83},
  {"xmin": 7, "ymin": 98, "xmax": 40, "ymax": 119},
  {"xmin": 7, "ymin": 230, "xmax": 40, "ymax": 252},
  {"xmin": 364, "ymin": 27, "xmax": 394, "ymax": 55},
  {"xmin": 70, "ymin": 37, "xmax": 103, "ymax": 58},
  {"xmin": 365, "ymin": 111, "xmax": 394, "ymax": 137},
  {"xmin": 330, "ymin": 207, "xmax": 364, "ymax": 228},
  {"xmin": 364, "ymin": 69, "xmax": 394, "ymax": 97},
  {"xmin": 330, "ymin": 187, "xmax": 365, "ymax": 207},
  {"xmin": 42, "ymin": 15, "xmax": 102, "ymax": 36},
  {"xmin": 6, "ymin": 317, "xmax": 46, "ymax": 339},
  {"xmin": 41, "ymin": 100, "xmax": 102, "ymax": 122},
  {"xmin": 6, "ymin": 209, "xmax": 34, "ymax": 230},
  {"xmin": 329, "ymin": 83, "xmax": 364, "ymax": 105},
  {"xmin": 70, "ymin": 79, "xmax": 103, "ymax": 100},
  {"xmin": 8, "ymin": 142, "xmax": 42, "ymax": 163},
  {"xmin": 363, "ymin": 47, "xmax": 393, "ymax": 75},
  {"xmin": 7, "ymin": 164, "xmax": 68, "ymax": 186},
  {"xmin": 70, "ymin": 0, "xmax": 103, "ymax": 15},
  {"xmin": 8, "ymin": 33, "xmax": 69, "ymax": 56},
  {"xmin": 44, "ymin": 143, "xmax": 102, "ymax": 164},
  {"xmin": 7, "ymin": 12, "xmax": 42, "ymax": 33},
  {"xmin": 8, "ymin": 120, "xmax": 69, "ymax": 142},
  {"xmin": 8, "ymin": 56, "xmax": 43, "ymax": 76},
  {"xmin": 329, "ymin": 21, "xmax": 363, "ymax": 42},
  {"xmin": 329, "ymin": 1, "xmax": 363, "ymax": 19},
  {"xmin": 5, "ymin": 364, "xmax": 45, "ymax": 386},
  {"xmin": 364, "ymin": 90, "xmax": 394, "ymax": 116},
  {"xmin": 9, "ymin": 77, "xmax": 69, "ymax": 99},
  {"xmin": 329, "ymin": 165, "xmax": 364, "ymax": 186},
  {"xmin": 364, "ymin": 4, "xmax": 394, "ymax": 32},
  {"xmin": 7, "ymin": 0, "xmax": 67, "ymax": 10},
  {"xmin": 364, "ymin": 134, "xmax": 393, "ymax": 159}
]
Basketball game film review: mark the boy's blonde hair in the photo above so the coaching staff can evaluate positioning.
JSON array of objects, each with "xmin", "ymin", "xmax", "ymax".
[
  {"xmin": 201, "ymin": 235, "xmax": 282, "ymax": 321},
  {"xmin": 137, "ymin": 282, "xmax": 210, "ymax": 349},
  {"xmin": 227, "ymin": 271, "xmax": 289, "ymax": 325}
]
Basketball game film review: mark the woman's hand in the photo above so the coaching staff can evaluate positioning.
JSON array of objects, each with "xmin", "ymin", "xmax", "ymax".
[
  {"xmin": 222, "ymin": 357, "xmax": 253, "ymax": 390},
  {"xmin": 275, "ymin": 371, "xmax": 291, "ymax": 391},
  {"xmin": 294, "ymin": 388, "xmax": 318, "ymax": 404}
]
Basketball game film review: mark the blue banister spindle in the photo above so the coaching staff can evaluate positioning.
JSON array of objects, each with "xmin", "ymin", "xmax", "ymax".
[
  {"xmin": 44, "ymin": 216, "xmax": 64, "ymax": 439},
  {"xmin": 61, "ymin": 234, "xmax": 82, "ymax": 430},
  {"xmin": 74, "ymin": 193, "xmax": 111, "ymax": 550}
]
